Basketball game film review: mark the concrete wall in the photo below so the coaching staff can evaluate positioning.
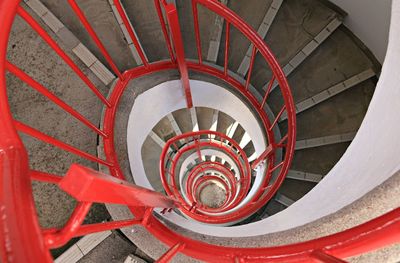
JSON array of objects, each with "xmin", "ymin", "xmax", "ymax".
[{"xmin": 329, "ymin": 0, "xmax": 392, "ymax": 63}]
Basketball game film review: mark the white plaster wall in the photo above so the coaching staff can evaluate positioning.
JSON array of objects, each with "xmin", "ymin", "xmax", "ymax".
[{"xmin": 329, "ymin": 0, "xmax": 392, "ymax": 63}]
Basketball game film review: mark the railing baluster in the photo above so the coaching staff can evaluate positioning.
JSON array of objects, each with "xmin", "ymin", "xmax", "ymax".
[
  {"xmin": 44, "ymin": 201, "xmax": 92, "ymax": 248},
  {"xmin": 17, "ymin": 7, "xmax": 111, "ymax": 107},
  {"xmin": 141, "ymin": 207, "xmax": 154, "ymax": 226},
  {"xmin": 251, "ymin": 144, "xmax": 273, "ymax": 169},
  {"xmin": 270, "ymin": 161, "xmax": 284, "ymax": 173},
  {"xmin": 260, "ymin": 75, "xmax": 276, "ymax": 109},
  {"xmin": 195, "ymin": 139, "xmax": 202, "ymax": 160},
  {"xmin": 113, "ymin": 0, "xmax": 148, "ymax": 67},
  {"xmin": 277, "ymin": 134, "xmax": 289, "ymax": 148},
  {"xmin": 43, "ymin": 218, "xmax": 141, "ymax": 238},
  {"xmin": 14, "ymin": 121, "xmax": 112, "ymax": 167},
  {"xmin": 163, "ymin": 2, "xmax": 193, "ymax": 108},
  {"xmin": 245, "ymin": 45, "xmax": 257, "ymax": 91},
  {"xmin": 269, "ymin": 105, "xmax": 286, "ymax": 131},
  {"xmin": 310, "ymin": 250, "xmax": 347, "ymax": 263},
  {"xmin": 67, "ymin": 0, "xmax": 124, "ymax": 79},
  {"xmin": 30, "ymin": 170, "xmax": 62, "ymax": 184},
  {"xmin": 224, "ymin": 22, "xmax": 230, "ymax": 76},
  {"xmin": 192, "ymin": 0, "xmax": 202, "ymax": 64},
  {"xmin": 6, "ymin": 61, "xmax": 108, "ymax": 138},
  {"xmin": 157, "ymin": 243, "xmax": 186, "ymax": 263},
  {"xmin": 154, "ymin": 0, "xmax": 175, "ymax": 62}
]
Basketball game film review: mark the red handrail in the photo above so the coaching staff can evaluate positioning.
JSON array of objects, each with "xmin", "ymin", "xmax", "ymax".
[
  {"xmin": 160, "ymin": 131, "xmax": 252, "ymax": 223},
  {"xmin": 0, "ymin": 0, "xmax": 398, "ymax": 262}
]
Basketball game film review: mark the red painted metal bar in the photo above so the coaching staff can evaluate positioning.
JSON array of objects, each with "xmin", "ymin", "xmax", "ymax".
[
  {"xmin": 195, "ymin": 139, "xmax": 203, "ymax": 160},
  {"xmin": 251, "ymin": 144, "xmax": 274, "ymax": 169},
  {"xmin": 3, "ymin": 0, "xmax": 399, "ymax": 261},
  {"xmin": 142, "ymin": 207, "xmax": 154, "ymax": 227},
  {"xmin": 44, "ymin": 201, "xmax": 92, "ymax": 248},
  {"xmin": 154, "ymin": 0, "xmax": 175, "ymax": 62},
  {"xmin": 157, "ymin": 243, "xmax": 186, "ymax": 263},
  {"xmin": 59, "ymin": 164, "xmax": 177, "ymax": 208},
  {"xmin": 67, "ymin": 0, "xmax": 124, "ymax": 80},
  {"xmin": 43, "ymin": 218, "xmax": 141, "ymax": 239},
  {"xmin": 224, "ymin": 22, "xmax": 230, "ymax": 76},
  {"xmin": 270, "ymin": 161, "xmax": 284, "ymax": 173},
  {"xmin": 269, "ymin": 105, "xmax": 286, "ymax": 131},
  {"xmin": 192, "ymin": 176, "xmax": 230, "ymax": 209},
  {"xmin": 6, "ymin": 61, "xmax": 108, "ymax": 138},
  {"xmin": 30, "ymin": 170, "xmax": 62, "ymax": 184},
  {"xmin": 187, "ymin": 172, "xmax": 233, "ymax": 211},
  {"xmin": 185, "ymin": 162, "xmax": 237, "ymax": 207},
  {"xmin": 162, "ymin": 2, "xmax": 193, "ymax": 108},
  {"xmin": 113, "ymin": 0, "xmax": 149, "ymax": 66},
  {"xmin": 160, "ymin": 131, "xmax": 255, "ymax": 223},
  {"xmin": 0, "ymin": 1, "xmax": 53, "ymax": 262},
  {"xmin": 310, "ymin": 250, "xmax": 347, "ymax": 263},
  {"xmin": 276, "ymin": 134, "xmax": 289, "ymax": 148},
  {"xmin": 260, "ymin": 75, "xmax": 276, "ymax": 109},
  {"xmin": 191, "ymin": 0, "xmax": 203, "ymax": 64},
  {"xmin": 16, "ymin": 7, "xmax": 111, "ymax": 107},
  {"xmin": 14, "ymin": 121, "xmax": 112, "ymax": 167},
  {"xmin": 245, "ymin": 45, "xmax": 257, "ymax": 90}
]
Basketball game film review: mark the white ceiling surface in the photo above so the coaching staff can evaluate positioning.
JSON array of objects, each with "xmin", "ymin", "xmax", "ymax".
[{"xmin": 330, "ymin": 0, "xmax": 392, "ymax": 63}]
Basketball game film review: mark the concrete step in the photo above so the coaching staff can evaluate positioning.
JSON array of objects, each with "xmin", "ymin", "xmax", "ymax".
[
  {"xmin": 38, "ymin": 0, "xmax": 137, "ymax": 72},
  {"xmin": 249, "ymin": 0, "xmax": 342, "ymax": 92},
  {"xmin": 217, "ymin": 0, "xmax": 278, "ymax": 69},
  {"xmin": 23, "ymin": 0, "xmax": 115, "ymax": 85},
  {"xmin": 121, "ymin": 0, "xmax": 170, "ymax": 62}
]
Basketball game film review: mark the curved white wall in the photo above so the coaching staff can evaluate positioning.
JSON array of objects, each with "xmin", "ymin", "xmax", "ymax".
[
  {"xmin": 329, "ymin": 0, "xmax": 392, "ymax": 63},
  {"xmin": 124, "ymin": 1, "xmax": 398, "ymax": 237},
  {"xmin": 125, "ymin": 0, "xmax": 400, "ymax": 237}
]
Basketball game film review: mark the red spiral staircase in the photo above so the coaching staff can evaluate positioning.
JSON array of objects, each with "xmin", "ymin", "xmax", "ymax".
[{"xmin": 0, "ymin": 0, "xmax": 399, "ymax": 262}]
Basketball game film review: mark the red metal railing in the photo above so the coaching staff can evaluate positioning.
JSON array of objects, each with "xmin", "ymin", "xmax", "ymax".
[
  {"xmin": 0, "ymin": 0, "xmax": 399, "ymax": 262},
  {"xmin": 160, "ymin": 130, "xmax": 252, "ymax": 223}
]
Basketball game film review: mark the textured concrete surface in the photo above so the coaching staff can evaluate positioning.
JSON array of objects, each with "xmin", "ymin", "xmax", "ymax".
[
  {"xmin": 141, "ymin": 137, "xmax": 164, "ymax": 192},
  {"xmin": 196, "ymin": 107, "xmax": 214, "ymax": 130},
  {"xmin": 217, "ymin": 0, "xmax": 273, "ymax": 69},
  {"xmin": 199, "ymin": 183, "xmax": 227, "ymax": 208},
  {"xmin": 176, "ymin": 0, "xmax": 216, "ymax": 61},
  {"xmin": 172, "ymin": 108, "xmax": 193, "ymax": 133},
  {"xmin": 121, "ymin": 0, "xmax": 170, "ymax": 62},
  {"xmin": 153, "ymin": 116, "xmax": 175, "ymax": 141},
  {"xmin": 40, "ymin": 0, "xmax": 136, "ymax": 71},
  {"xmin": 251, "ymin": 0, "xmax": 339, "ymax": 91},
  {"xmin": 77, "ymin": 231, "xmax": 147, "ymax": 263}
]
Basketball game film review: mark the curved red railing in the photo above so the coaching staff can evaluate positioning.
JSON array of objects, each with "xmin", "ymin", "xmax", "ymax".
[
  {"xmin": 0, "ymin": 0, "xmax": 399, "ymax": 262},
  {"xmin": 160, "ymin": 130, "xmax": 253, "ymax": 223},
  {"xmin": 184, "ymin": 162, "xmax": 239, "ymax": 213}
]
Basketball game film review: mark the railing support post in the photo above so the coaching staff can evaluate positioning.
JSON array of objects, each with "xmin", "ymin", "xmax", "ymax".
[{"xmin": 163, "ymin": 2, "xmax": 193, "ymax": 108}]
